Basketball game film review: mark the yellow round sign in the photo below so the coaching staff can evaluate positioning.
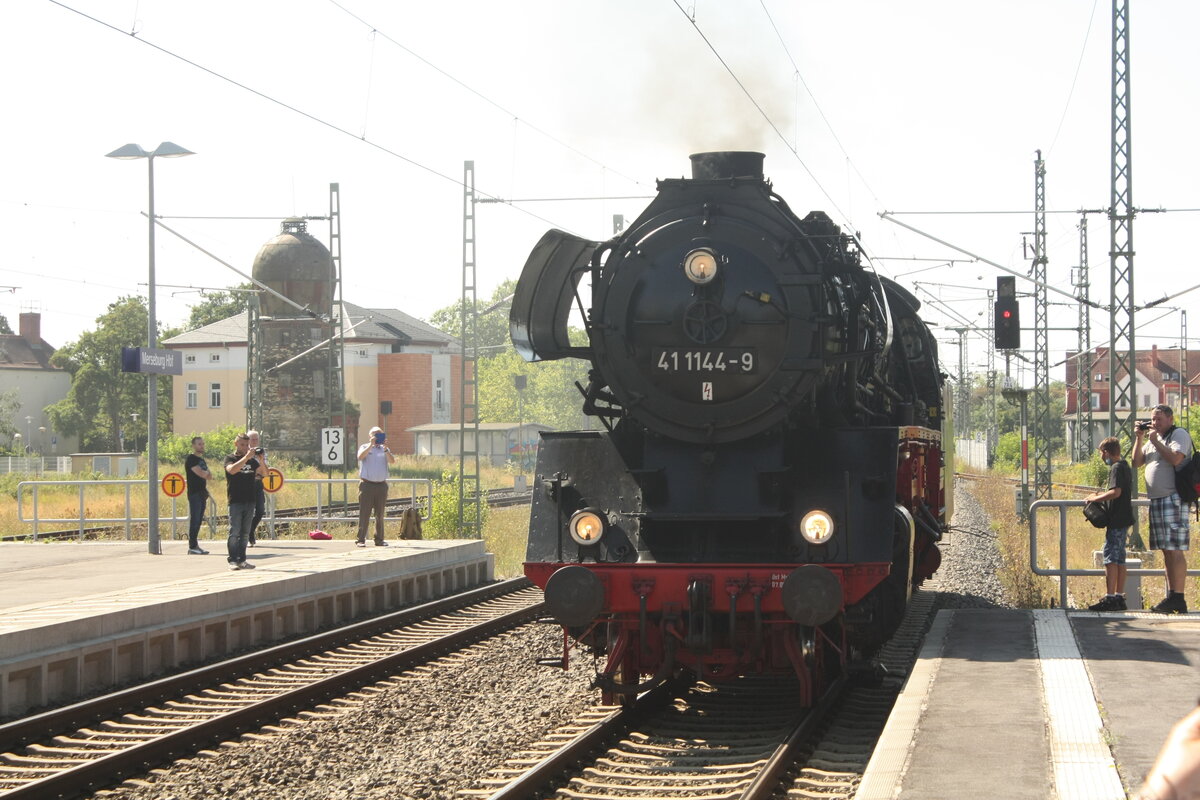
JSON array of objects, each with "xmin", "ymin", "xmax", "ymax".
[
  {"xmin": 161, "ymin": 472, "xmax": 186, "ymax": 497},
  {"xmin": 263, "ymin": 468, "xmax": 285, "ymax": 493}
]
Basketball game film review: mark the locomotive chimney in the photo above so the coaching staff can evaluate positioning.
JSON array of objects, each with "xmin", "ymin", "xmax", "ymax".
[{"xmin": 689, "ymin": 151, "xmax": 765, "ymax": 181}]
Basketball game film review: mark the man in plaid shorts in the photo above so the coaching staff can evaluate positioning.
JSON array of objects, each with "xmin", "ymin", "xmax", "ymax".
[{"xmin": 1133, "ymin": 404, "xmax": 1193, "ymax": 614}]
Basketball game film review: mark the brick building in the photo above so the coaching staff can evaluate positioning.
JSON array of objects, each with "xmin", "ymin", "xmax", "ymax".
[
  {"xmin": 164, "ymin": 302, "xmax": 465, "ymax": 455},
  {"xmin": 1063, "ymin": 344, "xmax": 1200, "ymax": 453}
]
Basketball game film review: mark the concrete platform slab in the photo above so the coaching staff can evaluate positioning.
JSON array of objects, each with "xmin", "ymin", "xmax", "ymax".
[
  {"xmin": 0, "ymin": 539, "xmax": 494, "ymax": 717},
  {"xmin": 857, "ymin": 608, "xmax": 1199, "ymax": 799}
]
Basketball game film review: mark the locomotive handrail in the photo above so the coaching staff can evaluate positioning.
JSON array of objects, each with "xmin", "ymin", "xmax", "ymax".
[{"xmin": 1028, "ymin": 498, "xmax": 1199, "ymax": 609}]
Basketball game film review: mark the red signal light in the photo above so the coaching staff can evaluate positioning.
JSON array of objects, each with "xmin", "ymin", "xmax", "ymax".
[{"xmin": 1002, "ymin": 310, "xmax": 1012, "ymax": 319}]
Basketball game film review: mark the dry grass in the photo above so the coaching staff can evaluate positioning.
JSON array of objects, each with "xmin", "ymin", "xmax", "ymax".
[{"xmin": 966, "ymin": 473, "xmax": 1200, "ymax": 610}]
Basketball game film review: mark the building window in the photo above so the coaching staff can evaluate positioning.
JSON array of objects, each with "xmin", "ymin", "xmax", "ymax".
[
  {"xmin": 1143, "ymin": 394, "xmax": 1151, "ymax": 408},
  {"xmin": 436, "ymin": 379, "xmax": 445, "ymax": 410},
  {"xmin": 1089, "ymin": 392, "xmax": 1100, "ymax": 411},
  {"xmin": 357, "ymin": 348, "xmax": 369, "ymax": 358},
  {"xmin": 186, "ymin": 383, "xmax": 198, "ymax": 409},
  {"xmin": 185, "ymin": 354, "xmax": 196, "ymax": 364},
  {"xmin": 1094, "ymin": 373, "xmax": 1104, "ymax": 382},
  {"xmin": 210, "ymin": 382, "xmax": 222, "ymax": 408}
]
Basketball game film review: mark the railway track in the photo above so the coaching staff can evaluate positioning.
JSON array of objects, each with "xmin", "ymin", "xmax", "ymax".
[
  {"xmin": 956, "ymin": 470, "xmax": 1096, "ymax": 495},
  {"xmin": 461, "ymin": 586, "xmax": 941, "ymax": 800},
  {"xmin": 0, "ymin": 578, "xmax": 542, "ymax": 799}
]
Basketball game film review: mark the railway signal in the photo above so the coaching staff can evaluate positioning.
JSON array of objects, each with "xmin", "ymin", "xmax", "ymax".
[{"xmin": 994, "ymin": 276, "xmax": 1021, "ymax": 349}]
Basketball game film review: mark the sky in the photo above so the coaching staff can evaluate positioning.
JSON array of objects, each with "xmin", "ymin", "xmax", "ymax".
[{"xmin": 3, "ymin": 0, "xmax": 1199, "ymax": 387}]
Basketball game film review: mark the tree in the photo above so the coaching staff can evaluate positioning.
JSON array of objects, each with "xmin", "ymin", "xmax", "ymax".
[
  {"xmin": 476, "ymin": 349, "xmax": 590, "ymax": 431},
  {"xmin": 185, "ymin": 283, "xmax": 255, "ymax": 330},
  {"xmin": 0, "ymin": 313, "xmax": 12, "ymax": 335},
  {"xmin": 428, "ymin": 279, "xmax": 517, "ymax": 350},
  {"xmin": 45, "ymin": 296, "xmax": 173, "ymax": 452},
  {"xmin": 0, "ymin": 389, "xmax": 19, "ymax": 452}
]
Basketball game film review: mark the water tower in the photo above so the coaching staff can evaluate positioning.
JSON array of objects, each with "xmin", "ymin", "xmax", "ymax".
[{"xmin": 246, "ymin": 217, "xmax": 338, "ymax": 462}]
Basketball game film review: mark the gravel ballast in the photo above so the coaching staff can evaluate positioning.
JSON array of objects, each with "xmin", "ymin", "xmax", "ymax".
[{"xmin": 95, "ymin": 480, "xmax": 1006, "ymax": 799}]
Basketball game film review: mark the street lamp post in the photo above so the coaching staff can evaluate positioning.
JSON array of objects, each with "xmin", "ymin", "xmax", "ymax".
[
  {"xmin": 38, "ymin": 426, "xmax": 45, "ymax": 476},
  {"xmin": 107, "ymin": 142, "xmax": 194, "ymax": 555}
]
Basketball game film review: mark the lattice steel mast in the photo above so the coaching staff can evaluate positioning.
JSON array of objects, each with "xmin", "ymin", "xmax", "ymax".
[
  {"xmin": 1074, "ymin": 215, "xmax": 1093, "ymax": 460},
  {"xmin": 458, "ymin": 161, "xmax": 482, "ymax": 538},
  {"xmin": 1032, "ymin": 152, "xmax": 1051, "ymax": 499},
  {"xmin": 1108, "ymin": 0, "xmax": 1136, "ymax": 445}
]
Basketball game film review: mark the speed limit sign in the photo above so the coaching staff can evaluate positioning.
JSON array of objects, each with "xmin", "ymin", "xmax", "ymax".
[{"xmin": 321, "ymin": 427, "xmax": 344, "ymax": 465}]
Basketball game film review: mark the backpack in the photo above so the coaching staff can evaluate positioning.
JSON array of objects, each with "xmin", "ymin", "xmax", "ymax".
[{"xmin": 1168, "ymin": 427, "xmax": 1199, "ymax": 505}]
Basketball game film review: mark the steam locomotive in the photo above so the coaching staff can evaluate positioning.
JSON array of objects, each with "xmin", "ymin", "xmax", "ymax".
[{"xmin": 510, "ymin": 152, "xmax": 947, "ymax": 706}]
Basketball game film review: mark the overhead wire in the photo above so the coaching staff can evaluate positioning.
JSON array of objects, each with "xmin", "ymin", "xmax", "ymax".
[
  {"xmin": 758, "ymin": 0, "xmax": 884, "ymax": 210},
  {"xmin": 48, "ymin": 1, "xmax": 589, "ymax": 237},
  {"xmin": 325, "ymin": 0, "xmax": 651, "ymax": 192},
  {"xmin": 669, "ymin": 0, "xmax": 852, "ymax": 232},
  {"xmin": 1046, "ymin": 0, "xmax": 1101, "ymax": 158}
]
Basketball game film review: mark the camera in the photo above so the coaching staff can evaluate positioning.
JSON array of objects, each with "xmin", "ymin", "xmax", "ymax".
[
  {"xmin": 254, "ymin": 447, "xmax": 265, "ymax": 455},
  {"xmin": 374, "ymin": 432, "xmax": 386, "ymax": 445},
  {"xmin": 1135, "ymin": 421, "xmax": 1152, "ymax": 433}
]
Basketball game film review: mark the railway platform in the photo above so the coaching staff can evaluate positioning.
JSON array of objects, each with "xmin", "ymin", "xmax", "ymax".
[
  {"xmin": 856, "ymin": 607, "xmax": 1200, "ymax": 799},
  {"xmin": 0, "ymin": 537, "xmax": 494, "ymax": 718}
]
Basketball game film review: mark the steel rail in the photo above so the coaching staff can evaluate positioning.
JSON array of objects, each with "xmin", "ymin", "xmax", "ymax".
[
  {"xmin": 739, "ymin": 675, "xmax": 848, "ymax": 799},
  {"xmin": 0, "ymin": 579, "xmax": 539, "ymax": 800},
  {"xmin": 484, "ymin": 681, "xmax": 681, "ymax": 800}
]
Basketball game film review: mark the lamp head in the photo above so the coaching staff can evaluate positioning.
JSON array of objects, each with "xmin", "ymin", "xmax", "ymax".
[{"xmin": 105, "ymin": 142, "xmax": 194, "ymax": 160}]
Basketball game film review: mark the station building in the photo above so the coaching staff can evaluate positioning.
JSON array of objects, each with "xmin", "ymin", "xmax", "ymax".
[
  {"xmin": 162, "ymin": 303, "xmax": 465, "ymax": 456},
  {"xmin": 0, "ymin": 312, "xmax": 79, "ymax": 460},
  {"xmin": 1063, "ymin": 344, "xmax": 1200, "ymax": 454}
]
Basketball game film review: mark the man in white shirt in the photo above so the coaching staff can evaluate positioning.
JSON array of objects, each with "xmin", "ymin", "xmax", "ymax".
[{"xmin": 356, "ymin": 425, "xmax": 396, "ymax": 547}]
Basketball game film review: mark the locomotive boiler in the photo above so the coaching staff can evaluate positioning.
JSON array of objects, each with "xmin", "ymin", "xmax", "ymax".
[{"xmin": 511, "ymin": 152, "xmax": 946, "ymax": 705}]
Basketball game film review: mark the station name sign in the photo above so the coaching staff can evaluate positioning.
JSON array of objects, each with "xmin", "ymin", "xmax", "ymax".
[{"xmin": 121, "ymin": 347, "xmax": 183, "ymax": 376}]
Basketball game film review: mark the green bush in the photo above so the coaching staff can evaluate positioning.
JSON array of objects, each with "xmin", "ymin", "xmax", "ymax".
[
  {"xmin": 158, "ymin": 423, "xmax": 246, "ymax": 466},
  {"xmin": 425, "ymin": 469, "xmax": 490, "ymax": 539}
]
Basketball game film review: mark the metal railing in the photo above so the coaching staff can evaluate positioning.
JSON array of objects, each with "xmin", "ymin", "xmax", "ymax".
[
  {"xmin": 15, "ymin": 478, "xmax": 432, "ymax": 541},
  {"xmin": 1029, "ymin": 497, "xmax": 1200, "ymax": 608},
  {"xmin": 0, "ymin": 456, "xmax": 72, "ymax": 475}
]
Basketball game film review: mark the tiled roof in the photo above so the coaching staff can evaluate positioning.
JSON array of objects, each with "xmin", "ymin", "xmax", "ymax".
[
  {"xmin": 163, "ymin": 302, "xmax": 459, "ymax": 349},
  {"xmin": 0, "ymin": 335, "xmax": 57, "ymax": 370}
]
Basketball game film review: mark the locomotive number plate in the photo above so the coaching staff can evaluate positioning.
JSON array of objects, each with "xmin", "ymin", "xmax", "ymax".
[{"xmin": 653, "ymin": 348, "xmax": 756, "ymax": 373}]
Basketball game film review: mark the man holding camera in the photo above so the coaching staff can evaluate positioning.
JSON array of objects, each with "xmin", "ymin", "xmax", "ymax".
[
  {"xmin": 246, "ymin": 430, "xmax": 267, "ymax": 546},
  {"xmin": 356, "ymin": 425, "xmax": 396, "ymax": 547},
  {"xmin": 225, "ymin": 432, "xmax": 266, "ymax": 570},
  {"xmin": 1132, "ymin": 404, "xmax": 1193, "ymax": 614}
]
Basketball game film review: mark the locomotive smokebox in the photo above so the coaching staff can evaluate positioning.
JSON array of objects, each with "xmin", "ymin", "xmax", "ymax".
[{"xmin": 689, "ymin": 151, "xmax": 765, "ymax": 181}]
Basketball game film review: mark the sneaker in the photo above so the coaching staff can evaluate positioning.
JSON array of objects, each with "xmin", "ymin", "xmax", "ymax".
[
  {"xmin": 374, "ymin": 541, "xmax": 389, "ymax": 547},
  {"xmin": 1113, "ymin": 595, "xmax": 1128, "ymax": 611},
  {"xmin": 355, "ymin": 541, "xmax": 366, "ymax": 548},
  {"xmin": 187, "ymin": 547, "xmax": 209, "ymax": 555},
  {"xmin": 238, "ymin": 561, "xmax": 256, "ymax": 570},
  {"xmin": 1088, "ymin": 595, "xmax": 1118, "ymax": 612},
  {"xmin": 229, "ymin": 562, "xmax": 241, "ymax": 571},
  {"xmin": 248, "ymin": 539, "xmax": 256, "ymax": 547},
  {"xmin": 1150, "ymin": 593, "xmax": 1188, "ymax": 614}
]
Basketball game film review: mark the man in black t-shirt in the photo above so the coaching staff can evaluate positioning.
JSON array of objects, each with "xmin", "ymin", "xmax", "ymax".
[
  {"xmin": 184, "ymin": 436, "xmax": 211, "ymax": 555},
  {"xmin": 224, "ymin": 433, "xmax": 265, "ymax": 570},
  {"xmin": 1084, "ymin": 436, "xmax": 1135, "ymax": 611}
]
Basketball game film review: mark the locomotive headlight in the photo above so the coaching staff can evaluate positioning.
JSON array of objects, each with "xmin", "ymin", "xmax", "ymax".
[
  {"xmin": 568, "ymin": 508, "xmax": 606, "ymax": 546},
  {"xmin": 683, "ymin": 248, "xmax": 719, "ymax": 285},
  {"xmin": 799, "ymin": 510, "xmax": 835, "ymax": 545}
]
